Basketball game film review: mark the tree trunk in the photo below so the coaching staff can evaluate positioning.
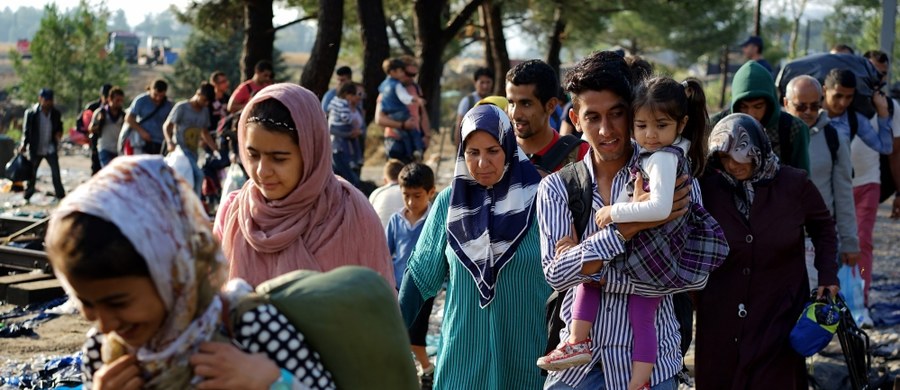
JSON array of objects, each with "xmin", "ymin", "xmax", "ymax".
[
  {"xmin": 481, "ymin": 4, "xmax": 494, "ymax": 74},
  {"xmin": 546, "ymin": 0, "xmax": 566, "ymax": 81},
  {"xmin": 483, "ymin": 0, "xmax": 509, "ymax": 95},
  {"xmin": 789, "ymin": 17, "xmax": 800, "ymax": 58},
  {"xmin": 412, "ymin": 0, "xmax": 485, "ymax": 130},
  {"xmin": 300, "ymin": 0, "xmax": 343, "ymax": 98},
  {"xmin": 357, "ymin": 0, "xmax": 390, "ymax": 126},
  {"xmin": 414, "ymin": 0, "xmax": 445, "ymax": 131},
  {"xmin": 241, "ymin": 0, "xmax": 274, "ymax": 82}
]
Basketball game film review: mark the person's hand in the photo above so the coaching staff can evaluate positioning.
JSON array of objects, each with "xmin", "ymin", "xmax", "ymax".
[
  {"xmin": 841, "ymin": 252, "xmax": 860, "ymax": 266},
  {"xmin": 403, "ymin": 118, "xmax": 416, "ymax": 131},
  {"xmin": 555, "ymin": 225, "xmax": 579, "ymax": 258},
  {"xmin": 416, "ymin": 96, "xmax": 427, "ymax": 106},
  {"xmin": 190, "ymin": 342, "xmax": 281, "ymax": 390},
  {"xmin": 92, "ymin": 354, "xmax": 144, "ymax": 390},
  {"xmin": 422, "ymin": 134, "xmax": 431, "ymax": 148},
  {"xmin": 873, "ymin": 91, "xmax": 890, "ymax": 118},
  {"xmin": 350, "ymin": 128, "xmax": 362, "ymax": 138},
  {"xmin": 817, "ymin": 285, "xmax": 840, "ymax": 301},
  {"xmin": 616, "ymin": 175, "xmax": 690, "ymax": 239},
  {"xmin": 891, "ymin": 196, "xmax": 900, "ymax": 219},
  {"xmin": 166, "ymin": 143, "xmax": 176, "ymax": 153},
  {"xmin": 594, "ymin": 206, "xmax": 613, "ymax": 229},
  {"xmin": 137, "ymin": 128, "xmax": 151, "ymax": 142},
  {"xmin": 18, "ymin": 145, "xmax": 26, "ymax": 154},
  {"xmin": 632, "ymin": 174, "xmax": 649, "ymax": 201}
]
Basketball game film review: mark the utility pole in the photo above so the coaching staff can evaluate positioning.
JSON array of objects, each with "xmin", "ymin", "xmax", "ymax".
[
  {"xmin": 880, "ymin": 0, "xmax": 896, "ymax": 84},
  {"xmin": 754, "ymin": 0, "xmax": 762, "ymax": 36},
  {"xmin": 720, "ymin": 45, "xmax": 730, "ymax": 110},
  {"xmin": 804, "ymin": 20, "xmax": 811, "ymax": 56}
]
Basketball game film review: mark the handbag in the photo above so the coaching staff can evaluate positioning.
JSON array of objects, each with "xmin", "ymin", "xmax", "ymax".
[
  {"xmin": 4, "ymin": 153, "xmax": 33, "ymax": 182},
  {"xmin": 789, "ymin": 290, "xmax": 840, "ymax": 357}
]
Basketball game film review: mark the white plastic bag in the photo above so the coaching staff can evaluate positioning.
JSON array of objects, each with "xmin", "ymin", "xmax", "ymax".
[
  {"xmin": 219, "ymin": 163, "xmax": 247, "ymax": 205},
  {"xmin": 837, "ymin": 264, "xmax": 873, "ymax": 326},
  {"xmin": 164, "ymin": 147, "xmax": 195, "ymax": 190}
]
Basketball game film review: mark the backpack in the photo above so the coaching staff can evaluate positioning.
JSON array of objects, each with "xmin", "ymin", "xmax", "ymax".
[
  {"xmin": 543, "ymin": 161, "xmax": 592, "ymax": 358},
  {"xmin": 532, "ymin": 135, "xmax": 585, "ymax": 176},
  {"xmin": 228, "ymin": 267, "xmax": 419, "ymax": 390},
  {"xmin": 543, "ymin": 162, "xmax": 695, "ymax": 362},
  {"xmin": 847, "ymin": 101, "xmax": 896, "ymax": 202}
]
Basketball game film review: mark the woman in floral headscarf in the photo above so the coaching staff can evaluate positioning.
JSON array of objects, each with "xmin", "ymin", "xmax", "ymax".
[
  {"xmin": 695, "ymin": 113, "xmax": 838, "ymax": 389},
  {"xmin": 45, "ymin": 156, "xmax": 335, "ymax": 390},
  {"xmin": 398, "ymin": 104, "xmax": 551, "ymax": 389}
]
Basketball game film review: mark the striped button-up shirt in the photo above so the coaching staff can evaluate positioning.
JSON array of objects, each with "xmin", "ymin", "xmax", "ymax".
[{"xmin": 536, "ymin": 144, "xmax": 707, "ymax": 389}]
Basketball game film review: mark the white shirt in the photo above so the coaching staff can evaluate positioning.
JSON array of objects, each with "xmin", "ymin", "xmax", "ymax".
[
  {"xmin": 38, "ymin": 110, "xmax": 53, "ymax": 156},
  {"xmin": 369, "ymin": 183, "xmax": 404, "ymax": 228},
  {"xmin": 611, "ymin": 139, "xmax": 690, "ymax": 222},
  {"xmin": 852, "ymin": 99, "xmax": 900, "ymax": 187}
]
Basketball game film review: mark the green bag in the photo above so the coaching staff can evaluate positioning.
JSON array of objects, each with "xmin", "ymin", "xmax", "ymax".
[{"xmin": 235, "ymin": 266, "xmax": 419, "ymax": 390}]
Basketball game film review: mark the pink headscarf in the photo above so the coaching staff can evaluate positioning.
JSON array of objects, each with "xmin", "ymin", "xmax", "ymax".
[{"xmin": 215, "ymin": 83, "xmax": 394, "ymax": 287}]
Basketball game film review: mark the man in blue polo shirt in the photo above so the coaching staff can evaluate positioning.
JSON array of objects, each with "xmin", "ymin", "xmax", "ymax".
[{"xmin": 125, "ymin": 79, "xmax": 174, "ymax": 155}]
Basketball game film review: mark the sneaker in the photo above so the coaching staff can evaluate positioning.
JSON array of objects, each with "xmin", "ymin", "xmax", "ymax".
[
  {"xmin": 536, "ymin": 338, "xmax": 593, "ymax": 371},
  {"xmin": 419, "ymin": 365, "xmax": 434, "ymax": 390}
]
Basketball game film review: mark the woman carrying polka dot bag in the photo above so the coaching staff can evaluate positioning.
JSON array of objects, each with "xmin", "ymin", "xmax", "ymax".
[{"xmin": 45, "ymin": 156, "xmax": 336, "ymax": 390}]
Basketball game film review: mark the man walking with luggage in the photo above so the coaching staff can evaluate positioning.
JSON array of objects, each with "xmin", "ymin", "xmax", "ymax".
[{"xmin": 21, "ymin": 88, "xmax": 65, "ymax": 202}]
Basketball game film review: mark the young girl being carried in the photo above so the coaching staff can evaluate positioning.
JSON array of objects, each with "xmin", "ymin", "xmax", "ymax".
[{"xmin": 537, "ymin": 77, "xmax": 729, "ymax": 390}]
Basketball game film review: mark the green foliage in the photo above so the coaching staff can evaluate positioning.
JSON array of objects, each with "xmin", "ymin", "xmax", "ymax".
[
  {"xmin": 10, "ymin": 2, "xmax": 128, "ymax": 119},
  {"xmin": 171, "ymin": 0, "xmax": 290, "ymax": 99},
  {"xmin": 167, "ymin": 28, "xmax": 244, "ymax": 99}
]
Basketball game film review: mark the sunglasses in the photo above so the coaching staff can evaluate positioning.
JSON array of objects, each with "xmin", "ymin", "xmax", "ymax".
[
  {"xmin": 404, "ymin": 70, "xmax": 417, "ymax": 78},
  {"xmin": 790, "ymin": 101, "xmax": 821, "ymax": 112}
]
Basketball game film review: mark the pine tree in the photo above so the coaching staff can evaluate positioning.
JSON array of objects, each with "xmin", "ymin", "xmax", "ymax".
[{"xmin": 10, "ymin": 1, "xmax": 128, "ymax": 115}]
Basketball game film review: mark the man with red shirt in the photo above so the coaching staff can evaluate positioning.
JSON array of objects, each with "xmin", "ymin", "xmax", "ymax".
[
  {"xmin": 506, "ymin": 60, "xmax": 589, "ymax": 176},
  {"xmin": 227, "ymin": 60, "xmax": 274, "ymax": 114}
]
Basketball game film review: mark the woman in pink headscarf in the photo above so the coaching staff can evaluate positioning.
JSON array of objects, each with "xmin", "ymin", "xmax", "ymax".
[{"xmin": 214, "ymin": 83, "xmax": 393, "ymax": 287}]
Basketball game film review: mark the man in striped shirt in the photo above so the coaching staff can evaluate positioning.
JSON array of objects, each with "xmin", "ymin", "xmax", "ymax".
[{"xmin": 537, "ymin": 51, "xmax": 706, "ymax": 389}]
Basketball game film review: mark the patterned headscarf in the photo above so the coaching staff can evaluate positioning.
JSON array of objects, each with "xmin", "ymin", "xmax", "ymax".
[
  {"xmin": 706, "ymin": 113, "xmax": 780, "ymax": 219},
  {"xmin": 447, "ymin": 104, "xmax": 542, "ymax": 308},
  {"xmin": 46, "ymin": 156, "xmax": 226, "ymax": 387}
]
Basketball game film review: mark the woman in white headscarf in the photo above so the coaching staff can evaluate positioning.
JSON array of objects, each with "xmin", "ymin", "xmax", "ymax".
[{"xmin": 45, "ymin": 156, "xmax": 335, "ymax": 390}]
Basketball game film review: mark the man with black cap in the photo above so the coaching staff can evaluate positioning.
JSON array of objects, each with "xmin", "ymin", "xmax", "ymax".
[
  {"xmin": 81, "ymin": 83, "xmax": 112, "ymax": 174},
  {"xmin": 740, "ymin": 35, "xmax": 774, "ymax": 75},
  {"xmin": 21, "ymin": 88, "xmax": 65, "ymax": 201}
]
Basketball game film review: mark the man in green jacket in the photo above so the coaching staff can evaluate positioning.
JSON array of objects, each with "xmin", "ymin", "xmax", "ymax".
[{"xmin": 710, "ymin": 60, "xmax": 811, "ymax": 173}]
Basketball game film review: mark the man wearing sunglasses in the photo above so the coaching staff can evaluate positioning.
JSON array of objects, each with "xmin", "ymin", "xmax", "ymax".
[{"xmin": 784, "ymin": 75, "xmax": 860, "ymax": 291}]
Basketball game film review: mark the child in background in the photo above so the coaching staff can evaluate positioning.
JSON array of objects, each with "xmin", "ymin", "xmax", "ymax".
[
  {"xmin": 370, "ymin": 159, "xmax": 406, "ymax": 228},
  {"xmin": 385, "ymin": 163, "xmax": 437, "ymax": 387},
  {"xmin": 328, "ymin": 81, "xmax": 363, "ymax": 186},
  {"xmin": 380, "ymin": 58, "xmax": 425, "ymax": 162},
  {"xmin": 537, "ymin": 77, "xmax": 729, "ymax": 390}
]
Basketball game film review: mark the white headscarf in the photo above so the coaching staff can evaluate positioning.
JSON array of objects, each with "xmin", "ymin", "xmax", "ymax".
[{"xmin": 46, "ymin": 155, "xmax": 227, "ymax": 386}]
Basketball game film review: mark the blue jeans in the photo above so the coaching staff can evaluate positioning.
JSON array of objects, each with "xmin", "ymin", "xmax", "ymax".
[
  {"xmin": 544, "ymin": 368, "xmax": 678, "ymax": 390},
  {"xmin": 98, "ymin": 150, "xmax": 118, "ymax": 168}
]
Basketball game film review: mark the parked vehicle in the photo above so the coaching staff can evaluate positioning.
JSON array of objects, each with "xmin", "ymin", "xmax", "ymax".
[
  {"xmin": 107, "ymin": 31, "xmax": 140, "ymax": 64},
  {"xmin": 16, "ymin": 39, "xmax": 31, "ymax": 59}
]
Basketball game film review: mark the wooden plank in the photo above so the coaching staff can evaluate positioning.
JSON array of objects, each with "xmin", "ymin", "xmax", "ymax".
[
  {"xmin": 0, "ymin": 272, "xmax": 54, "ymax": 300},
  {"xmin": 5, "ymin": 279, "xmax": 65, "ymax": 306}
]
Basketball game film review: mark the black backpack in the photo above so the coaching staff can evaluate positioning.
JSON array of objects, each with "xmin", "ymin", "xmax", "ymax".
[{"xmin": 532, "ymin": 135, "xmax": 585, "ymax": 176}]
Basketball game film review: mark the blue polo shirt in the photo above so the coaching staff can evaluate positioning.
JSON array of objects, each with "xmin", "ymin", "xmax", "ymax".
[
  {"xmin": 385, "ymin": 204, "xmax": 430, "ymax": 290},
  {"xmin": 128, "ymin": 92, "xmax": 174, "ymax": 144}
]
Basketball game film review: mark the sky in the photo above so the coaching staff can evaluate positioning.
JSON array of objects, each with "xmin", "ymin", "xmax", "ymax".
[{"xmin": 4, "ymin": 0, "xmax": 299, "ymax": 28}]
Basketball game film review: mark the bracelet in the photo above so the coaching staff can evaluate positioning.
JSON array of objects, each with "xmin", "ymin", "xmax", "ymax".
[{"xmin": 268, "ymin": 368, "xmax": 294, "ymax": 390}]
